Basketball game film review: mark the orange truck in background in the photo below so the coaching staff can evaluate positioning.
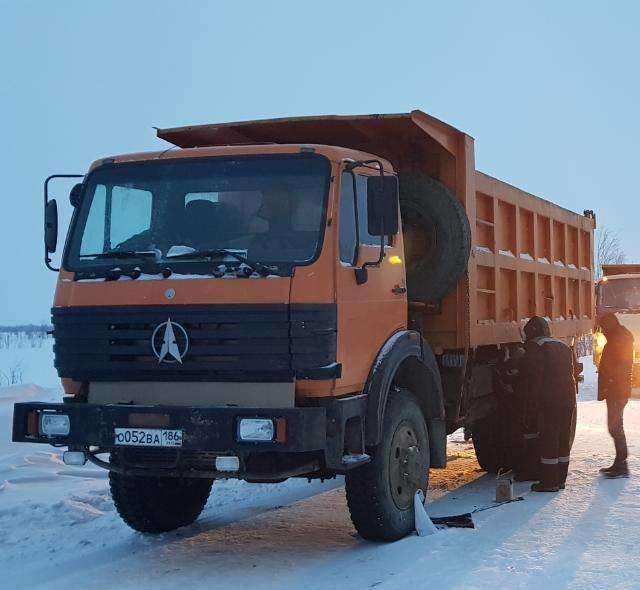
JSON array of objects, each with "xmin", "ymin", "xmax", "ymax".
[
  {"xmin": 13, "ymin": 110, "xmax": 595, "ymax": 541},
  {"xmin": 594, "ymin": 264, "xmax": 640, "ymax": 386}
]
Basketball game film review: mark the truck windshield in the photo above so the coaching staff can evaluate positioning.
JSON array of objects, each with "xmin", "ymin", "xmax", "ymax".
[
  {"xmin": 65, "ymin": 154, "xmax": 330, "ymax": 273},
  {"xmin": 600, "ymin": 278, "xmax": 640, "ymax": 310}
]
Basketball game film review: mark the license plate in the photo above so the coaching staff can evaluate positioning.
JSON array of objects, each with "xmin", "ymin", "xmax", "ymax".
[{"xmin": 114, "ymin": 428, "xmax": 183, "ymax": 447}]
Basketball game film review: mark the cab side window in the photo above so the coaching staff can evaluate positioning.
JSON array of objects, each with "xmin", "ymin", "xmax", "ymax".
[
  {"xmin": 339, "ymin": 172, "xmax": 357, "ymax": 265},
  {"xmin": 355, "ymin": 175, "xmax": 377, "ymax": 246}
]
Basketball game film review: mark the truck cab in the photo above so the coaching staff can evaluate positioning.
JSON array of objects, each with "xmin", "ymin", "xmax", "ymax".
[{"xmin": 53, "ymin": 143, "xmax": 407, "ymax": 404}]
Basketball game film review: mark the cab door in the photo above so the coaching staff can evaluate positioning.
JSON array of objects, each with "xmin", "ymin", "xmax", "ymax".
[{"xmin": 334, "ymin": 169, "xmax": 407, "ymax": 395}]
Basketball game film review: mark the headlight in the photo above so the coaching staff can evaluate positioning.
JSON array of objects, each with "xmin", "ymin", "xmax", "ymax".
[
  {"xmin": 40, "ymin": 413, "xmax": 70, "ymax": 436},
  {"xmin": 238, "ymin": 418, "xmax": 275, "ymax": 442}
]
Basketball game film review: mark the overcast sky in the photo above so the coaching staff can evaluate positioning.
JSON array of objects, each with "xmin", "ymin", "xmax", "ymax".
[{"xmin": 1, "ymin": 0, "xmax": 639, "ymax": 324}]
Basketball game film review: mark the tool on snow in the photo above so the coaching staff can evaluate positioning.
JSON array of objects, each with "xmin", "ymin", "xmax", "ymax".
[{"xmin": 423, "ymin": 496, "xmax": 525, "ymax": 530}]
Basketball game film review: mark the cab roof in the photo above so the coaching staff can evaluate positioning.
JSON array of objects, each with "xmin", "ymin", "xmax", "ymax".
[{"xmin": 90, "ymin": 143, "xmax": 395, "ymax": 174}]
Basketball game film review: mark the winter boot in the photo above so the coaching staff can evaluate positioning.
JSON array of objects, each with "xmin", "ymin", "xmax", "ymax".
[
  {"xmin": 599, "ymin": 459, "xmax": 626, "ymax": 474},
  {"xmin": 603, "ymin": 461, "xmax": 629, "ymax": 479},
  {"xmin": 599, "ymin": 463, "xmax": 617, "ymax": 474}
]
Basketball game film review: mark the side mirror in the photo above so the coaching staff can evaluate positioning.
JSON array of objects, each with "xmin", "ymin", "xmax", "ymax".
[
  {"xmin": 45, "ymin": 199, "xmax": 59, "ymax": 254},
  {"xmin": 367, "ymin": 176, "xmax": 399, "ymax": 236},
  {"xmin": 44, "ymin": 174, "xmax": 83, "ymax": 271},
  {"xmin": 69, "ymin": 183, "xmax": 83, "ymax": 207}
]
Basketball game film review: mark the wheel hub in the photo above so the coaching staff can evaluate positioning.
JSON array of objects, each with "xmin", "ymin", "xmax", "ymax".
[{"xmin": 389, "ymin": 422, "xmax": 424, "ymax": 510}]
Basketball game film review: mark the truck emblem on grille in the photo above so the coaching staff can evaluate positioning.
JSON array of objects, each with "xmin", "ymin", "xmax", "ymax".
[{"xmin": 151, "ymin": 319, "xmax": 189, "ymax": 364}]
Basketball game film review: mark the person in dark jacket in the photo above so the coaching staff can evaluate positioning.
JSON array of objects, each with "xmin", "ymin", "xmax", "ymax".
[
  {"xmin": 519, "ymin": 316, "xmax": 578, "ymax": 491},
  {"xmin": 598, "ymin": 312, "xmax": 634, "ymax": 478}
]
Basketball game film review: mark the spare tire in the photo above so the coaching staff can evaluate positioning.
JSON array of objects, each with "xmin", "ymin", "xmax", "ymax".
[{"xmin": 399, "ymin": 175, "xmax": 471, "ymax": 302}]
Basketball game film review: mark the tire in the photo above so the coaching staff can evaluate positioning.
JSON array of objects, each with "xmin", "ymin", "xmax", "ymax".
[
  {"xmin": 109, "ymin": 471, "xmax": 213, "ymax": 533},
  {"xmin": 399, "ymin": 174, "xmax": 471, "ymax": 302},
  {"xmin": 472, "ymin": 417, "xmax": 500, "ymax": 473},
  {"xmin": 345, "ymin": 389, "xmax": 430, "ymax": 542}
]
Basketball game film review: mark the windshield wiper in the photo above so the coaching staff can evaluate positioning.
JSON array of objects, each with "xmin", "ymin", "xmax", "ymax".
[
  {"xmin": 80, "ymin": 250, "xmax": 158, "ymax": 260},
  {"xmin": 75, "ymin": 264, "xmax": 173, "ymax": 282},
  {"xmin": 166, "ymin": 248, "xmax": 277, "ymax": 276}
]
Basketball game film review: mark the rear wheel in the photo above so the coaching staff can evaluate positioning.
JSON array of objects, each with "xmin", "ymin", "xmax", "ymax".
[
  {"xmin": 472, "ymin": 417, "xmax": 500, "ymax": 473},
  {"xmin": 345, "ymin": 389, "xmax": 430, "ymax": 542},
  {"xmin": 109, "ymin": 470, "xmax": 213, "ymax": 533}
]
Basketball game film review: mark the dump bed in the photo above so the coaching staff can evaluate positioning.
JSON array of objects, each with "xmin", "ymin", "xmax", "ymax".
[
  {"xmin": 158, "ymin": 110, "xmax": 596, "ymax": 350},
  {"xmin": 470, "ymin": 172, "xmax": 595, "ymax": 348}
]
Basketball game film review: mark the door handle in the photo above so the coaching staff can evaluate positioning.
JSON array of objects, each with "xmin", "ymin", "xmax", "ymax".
[{"xmin": 392, "ymin": 285, "xmax": 407, "ymax": 295}]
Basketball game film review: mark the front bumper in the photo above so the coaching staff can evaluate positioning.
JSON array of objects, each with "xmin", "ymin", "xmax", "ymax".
[{"xmin": 12, "ymin": 396, "xmax": 367, "ymax": 476}]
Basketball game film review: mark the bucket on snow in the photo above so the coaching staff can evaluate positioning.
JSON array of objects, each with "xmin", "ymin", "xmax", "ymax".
[{"xmin": 495, "ymin": 469, "xmax": 514, "ymax": 503}]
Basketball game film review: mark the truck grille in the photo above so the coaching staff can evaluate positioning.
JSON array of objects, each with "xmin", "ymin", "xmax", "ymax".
[{"xmin": 52, "ymin": 304, "xmax": 337, "ymax": 382}]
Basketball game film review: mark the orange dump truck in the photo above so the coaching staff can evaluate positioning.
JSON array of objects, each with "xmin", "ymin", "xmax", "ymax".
[
  {"xmin": 594, "ymin": 264, "xmax": 640, "ymax": 386},
  {"xmin": 13, "ymin": 110, "xmax": 595, "ymax": 541}
]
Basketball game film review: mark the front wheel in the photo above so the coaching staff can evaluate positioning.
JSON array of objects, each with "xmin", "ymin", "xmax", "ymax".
[
  {"xmin": 109, "ymin": 471, "xmax": 213, "ymax": 533},
  {"xmin": 345, "ymin": 389, "xmax": 430, "ymax": 542}
]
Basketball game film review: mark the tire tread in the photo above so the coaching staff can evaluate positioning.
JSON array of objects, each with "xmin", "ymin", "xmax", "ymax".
[
  {"xmin": 109, "ymin": 470, "xmax": 212, "ymax": 534},
  {"xmin": 345, "ymin": 389, "xmax": 429, "ymax": 542}
]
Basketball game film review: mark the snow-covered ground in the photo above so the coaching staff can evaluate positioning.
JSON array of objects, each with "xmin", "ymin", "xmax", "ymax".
[
  {"xmin": 0, "ymin": 336, "xmax": 58, "ymax": 388},
  {"xmin": 1, "ymin": 347, "xmax": 639, "ymax": 590}
]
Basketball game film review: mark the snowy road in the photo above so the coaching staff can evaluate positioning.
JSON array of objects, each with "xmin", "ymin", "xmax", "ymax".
[{"xmin": 1, "ymin": 360, "xmax": 639, "ymax": 590}]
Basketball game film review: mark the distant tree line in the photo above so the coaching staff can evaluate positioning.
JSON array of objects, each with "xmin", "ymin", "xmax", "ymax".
[
  {"xmin": 0, "ymin": 323, "xmax": 52, "ymax": 334},
  {"xmin": 0, "ymin": 324, "xmax": 52, "ymax": 350}
]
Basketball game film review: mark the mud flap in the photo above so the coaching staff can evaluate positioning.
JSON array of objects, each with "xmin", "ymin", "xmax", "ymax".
[{"xmin": 428, "ymin": 418, "xmax": 447, "ymax": 468}]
